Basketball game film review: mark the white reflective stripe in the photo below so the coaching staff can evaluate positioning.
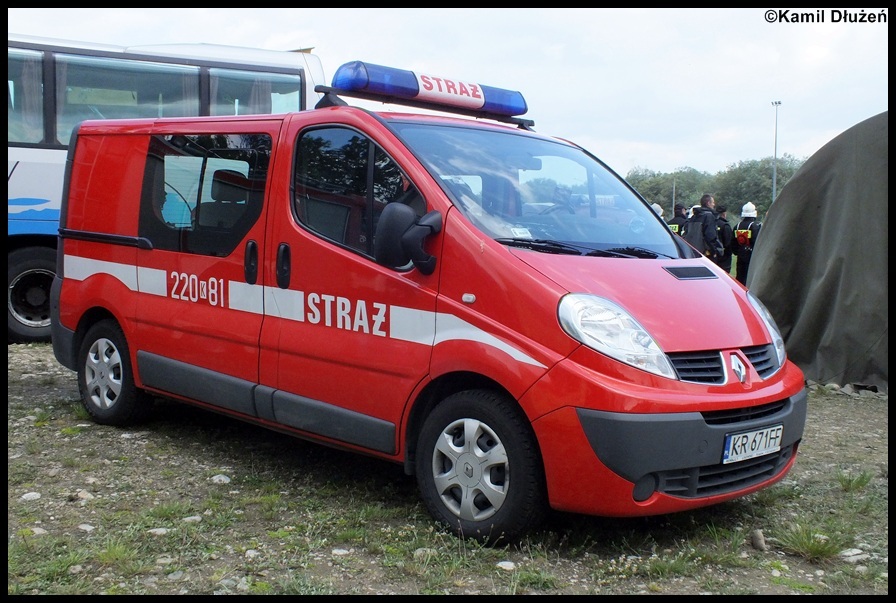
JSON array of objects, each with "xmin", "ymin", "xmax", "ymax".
[
  {"xmin": 259, "ymin": 291, "xmax": 544, "ymax": 367},
  {"xmin": 136, "ymin": 266, "xmax": 167, "ymax": 297},
  {"xmin": 388, "ymin": 305, "xmax": 435, "ymax": 345},
  {"xmin": 230, "ymin": 280, "xmax": 265, "ymax": 314},
  {"xmin": 64, "ymin": 255, "xmax": 139, "ymax": 290},
  {"xmin": 263, "ymin": 286, "xmax": 305, "ymax": 320},
  {"xmin": 390, "ymin": 306, "xmax": 544, "ymax": 367},
  {"xmin": 433, "ymin": 313, "xmax": 546, "ymax": 368},
  {"xmin": 63, "ymin": 255, "xmax": 543, "ymax": 368},
  {"xmin": 64, "ymin": 255, "xmax": 165, "ymax": 295}
]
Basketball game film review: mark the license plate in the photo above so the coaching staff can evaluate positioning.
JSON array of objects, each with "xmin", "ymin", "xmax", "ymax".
[{"xmin": 722, "ymin": 424, "xmax": 783, "ymax": 464}]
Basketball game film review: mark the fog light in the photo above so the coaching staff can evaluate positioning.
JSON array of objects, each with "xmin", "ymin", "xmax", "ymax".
[{"xmin": 633, "ymin": 474, "xmax": 657, "ymax": 502}]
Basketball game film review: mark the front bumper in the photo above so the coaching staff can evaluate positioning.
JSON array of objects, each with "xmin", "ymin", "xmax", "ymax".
[{"xmin": 576, "ymin": 389, "xmax": 806, "ymax": 502}]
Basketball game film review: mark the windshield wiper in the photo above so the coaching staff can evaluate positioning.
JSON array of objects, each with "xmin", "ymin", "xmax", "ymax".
[
  {"xmin": 496, "ymin": 238, "xmax": 670, "ymax": 259},
  {"xmin": 495, "ymin": 238, "xmax": 584, "ymax": 255},
  {"xmin": 604, "ymin": 246, "xmax": 676, "ymax": 259}
]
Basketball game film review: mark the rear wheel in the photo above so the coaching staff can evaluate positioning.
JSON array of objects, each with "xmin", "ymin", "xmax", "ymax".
[
  {"xmin": 77, "ymin": 320, "xmax": 153, "ymax": 426},
  {"xmin": 415, "ymin": 389, "xmax": 548, "ymax": 545},
  {"xmin": 7, "ymin": 246, "xmax": 55, "ymax": 343}
]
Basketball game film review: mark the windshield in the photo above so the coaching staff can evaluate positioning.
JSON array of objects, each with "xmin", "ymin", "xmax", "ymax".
[{"xmin": 391, "ymin": 121, "xmax": 681, "ymax": 259}]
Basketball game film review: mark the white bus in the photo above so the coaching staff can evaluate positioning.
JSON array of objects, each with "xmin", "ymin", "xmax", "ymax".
[{"xmin": 8, "ymin": 33, "xmax": 326, "ymax": 342}]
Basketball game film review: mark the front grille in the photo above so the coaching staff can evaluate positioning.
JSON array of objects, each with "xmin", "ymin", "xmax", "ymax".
[
  {"xmin": 702, "ymin": 400, "xmax": 787, "ymax": 425},
  {"xmin": 668, "ymin": 343, "xmax": 780, "ymax": 385},
  {"xmin": 741, "ymin": 344, "xmax": 780, "ymax": 378},
  {"xmin": 668, "ymin": 351, "xmax": 724, "ymax": 384},
  {"xmin": 656, "ymin": 443, "xmax": 795, "ymax": 498}
]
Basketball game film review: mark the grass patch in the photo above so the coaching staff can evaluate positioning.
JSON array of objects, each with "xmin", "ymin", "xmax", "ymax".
[
  {"xmin": 836, "ymin": 470, "xmax": 873, "ymax": 492},
  {"xmin": 775, "ymin": 522, "xmax": 853, "ymax": 563}
]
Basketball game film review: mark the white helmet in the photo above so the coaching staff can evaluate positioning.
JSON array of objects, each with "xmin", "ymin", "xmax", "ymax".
[
  {"xmin": 650, "ymin": 202, "xmax": 664, "ymax": 217},
  {"xmin": 741, "ymin": 202, "xmax": 758, "ymax": 218}
]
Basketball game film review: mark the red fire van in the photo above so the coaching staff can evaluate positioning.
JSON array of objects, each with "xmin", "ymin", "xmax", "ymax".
[{"xmin": 51, "ymin": 61, "xmax": 807, "ymax": 544}]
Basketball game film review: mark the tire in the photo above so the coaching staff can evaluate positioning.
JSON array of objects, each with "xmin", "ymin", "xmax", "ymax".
[
  {"xmin": 77, "ymin": 320, "xmax": 153, "ymax": 426},
  {"xmin": 7, "ymin": 246, "xmax": 56, "ymax": 343},
  {"xmin": 415, "ymin": 389, "xmax": 548, "ymax": 545}
]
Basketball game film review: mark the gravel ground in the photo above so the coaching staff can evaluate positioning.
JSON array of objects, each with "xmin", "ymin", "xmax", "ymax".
[{"xmin": 8, "ymin": 342, "xmax": 889, "ymax": 595}]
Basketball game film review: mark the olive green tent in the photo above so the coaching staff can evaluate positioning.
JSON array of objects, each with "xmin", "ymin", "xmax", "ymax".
[{"xmin": 748, "ymin": 111, "xmax": 888, "ymax": 393}]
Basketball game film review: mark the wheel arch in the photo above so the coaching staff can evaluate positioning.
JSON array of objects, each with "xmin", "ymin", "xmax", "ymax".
[
  {"xmin": 402, "ymin": 371, "xmax": 541, "ymax": 477},
  {"xmin": 69, "ymin": 306, "xmax": 122, "ymax": 369}
]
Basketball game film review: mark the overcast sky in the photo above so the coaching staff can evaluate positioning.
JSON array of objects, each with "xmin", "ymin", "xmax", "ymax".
[{"xmin": 8, "ymin": 8, "xmax": 888, "ymax": 176}]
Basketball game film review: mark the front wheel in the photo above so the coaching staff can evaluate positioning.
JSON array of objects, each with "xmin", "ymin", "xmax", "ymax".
[
  {"xmin": 415, "ymin": 389, "xmax": 548, "ymax": 545},
  {"xmin": 77, "ymin": 320, "xmax": 153, "ymax": 426}
]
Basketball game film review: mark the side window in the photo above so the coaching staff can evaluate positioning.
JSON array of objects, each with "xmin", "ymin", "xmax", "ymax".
[
  {"xmin": 8, "ymin": 48, "xmax": 44, "ymax": 144},
  {"xmin": 55, "ymin": 54, "xmax": 200, "ymax": 145},
  {"xmin": 294, "ymin": 126, "xmax": 422, "ymax": 256},
  {"xmin": 209, "ymin": 68, "xmax": 303, "ymax": 115},
  {"xmin": 139, "ymin": 133, "xmax": 271, "ymax": 256}
]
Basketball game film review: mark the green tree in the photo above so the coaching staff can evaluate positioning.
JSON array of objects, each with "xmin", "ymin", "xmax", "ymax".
[
  {"xmin": 626, "ymin": 166, "xmax": 714, "ymax": 216},
  {"xmin": 714, "ymin": 153, "xmax": 804, "ymax": 218},
  {"xmin": 625, "ymin": 155, "xmax": 805, "ymax": 220}
]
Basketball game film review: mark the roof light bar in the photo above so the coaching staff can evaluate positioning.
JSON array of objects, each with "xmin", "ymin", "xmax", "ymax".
[{"xmin": 316, "ymin": 61, "xmax": 533, "ymax": 128}]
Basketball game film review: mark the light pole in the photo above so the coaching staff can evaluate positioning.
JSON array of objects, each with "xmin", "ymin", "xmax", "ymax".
[
  {"xmin": 671, "ymin": 168, "xmax": 683, "ymax": 216},
  {"xmin": 672, "ymin": 174, "xmax": 676, "ymax": 210},
  {"xmin": 771, "ymin": 100, "xmax": 781, "ymax": 203}
]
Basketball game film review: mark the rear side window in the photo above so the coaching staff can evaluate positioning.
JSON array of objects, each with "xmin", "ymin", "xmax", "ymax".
[{"xmin": 138, "ymin": 133, "xmax": 271, "ymax": 256}]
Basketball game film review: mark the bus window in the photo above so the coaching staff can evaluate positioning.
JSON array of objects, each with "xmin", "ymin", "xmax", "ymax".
[
  {"xmin": 55, "ymin": 53, "xmax": 200, "ymax": 144},
  {"xmin": 8, "ymin": 47, "xmax": 43, "ymax": 144},
  {"xmin": 210, "ymin": 68, "xmax": 303, "ymax": 116}
]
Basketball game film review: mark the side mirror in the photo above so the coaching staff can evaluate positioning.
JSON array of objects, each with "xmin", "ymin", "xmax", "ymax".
[{"xmin": 374, "ymin": 203, "xmax": 442, "ymax": 275}]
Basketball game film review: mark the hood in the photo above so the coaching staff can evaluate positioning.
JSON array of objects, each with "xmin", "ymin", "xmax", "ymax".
[{"xmin": 509, "ymin": 250, "xmax": 768, "ymax": 353}]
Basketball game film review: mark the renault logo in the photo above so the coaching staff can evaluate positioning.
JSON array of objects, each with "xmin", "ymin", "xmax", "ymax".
[{"xmin": 731, "ymin": 354, "xmax": 747, "ymax": 383}]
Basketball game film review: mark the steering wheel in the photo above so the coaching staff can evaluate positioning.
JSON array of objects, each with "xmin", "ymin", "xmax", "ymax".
[{"xmin": 540, "ymin": 202, "xmax": 575, "ymax": 215}]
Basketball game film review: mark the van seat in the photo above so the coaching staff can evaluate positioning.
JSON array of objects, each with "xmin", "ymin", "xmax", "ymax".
[{"xmin": 199, "ymin": 169, "xmax": 248, "ymax": 228}]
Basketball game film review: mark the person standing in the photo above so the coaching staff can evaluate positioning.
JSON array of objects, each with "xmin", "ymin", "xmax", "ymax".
[
  {"xmin": 667, "ymin": 203, "xmax": 687, "ymax": 236},
  {"xmin": 714, "ymin": 204, "xmax": 734, "ymax": 273},
  {"xmin": 682, "ymin": 194, "xmax": 723, "ymax": 261},
  {"xmin": 732, "ymin": 201, "xmax": 762, "ymax": 285}
]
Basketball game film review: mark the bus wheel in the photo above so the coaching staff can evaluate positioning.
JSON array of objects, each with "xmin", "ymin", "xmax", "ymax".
[
  {"xmin": 7, "ymin": 247, "xmax": 55, "ymax": 343},
  {"xmin": 415, "ymin": 389, "xmax": 548, "ymax": 546},
  {"xmin": 77, "ymin": 320, "xmax": 153, "ymax": 426}
]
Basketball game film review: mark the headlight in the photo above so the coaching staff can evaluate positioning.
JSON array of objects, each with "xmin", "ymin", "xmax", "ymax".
[
  {"xmin": 747, "ymin": 291, "xmax": 787, "ymax": 369},
  {"xmin": 558, "ymin": 293, "xmax": 676, "ymax": 379}
]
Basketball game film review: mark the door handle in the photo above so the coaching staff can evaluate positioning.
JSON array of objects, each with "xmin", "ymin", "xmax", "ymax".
[
  {"xmin": 276, "ymin": 243, "xmax": 291, "ymax": 289},
  {"xmin": 244, "ymin": 239, "xmax": 258, "ymax": 284}
]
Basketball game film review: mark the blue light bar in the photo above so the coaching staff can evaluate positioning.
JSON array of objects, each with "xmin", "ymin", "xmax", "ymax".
[{"xmin": 329, "ymin": 61, "xmax": 528, "ymax": 118}]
